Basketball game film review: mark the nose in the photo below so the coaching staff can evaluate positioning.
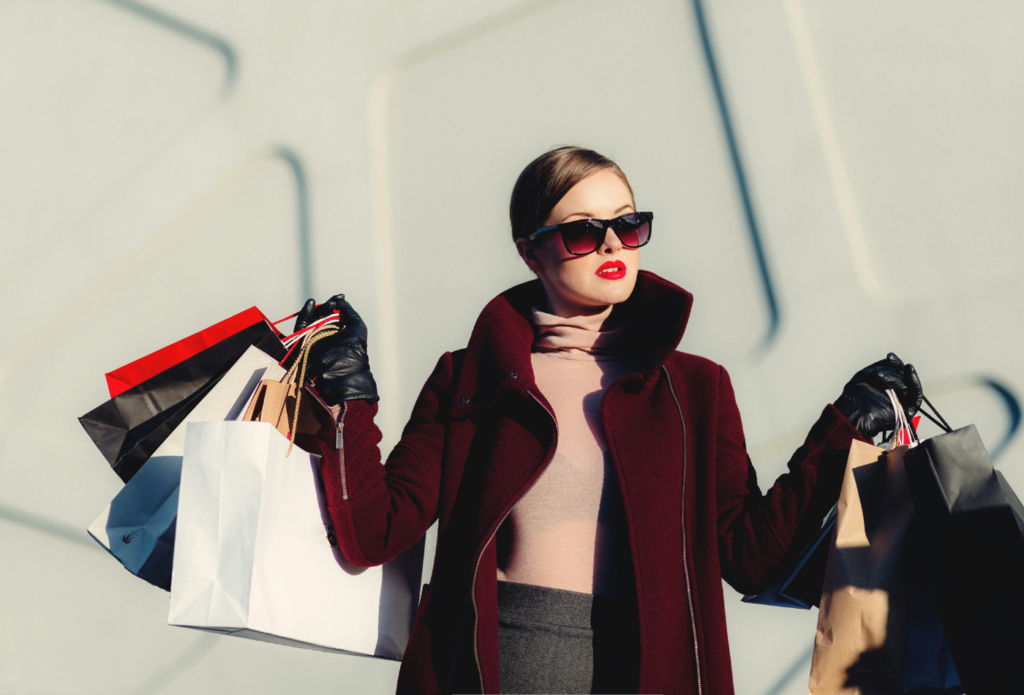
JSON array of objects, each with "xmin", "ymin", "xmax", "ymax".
[{"xmin": 598, "ymin": 225, "xmax": 622, "ymax": 254}]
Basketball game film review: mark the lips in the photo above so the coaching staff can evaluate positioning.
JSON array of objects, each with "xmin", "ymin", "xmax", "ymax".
[{"xmin": 595, "ymin": 260, "xmax": 627, "ymax": 280}]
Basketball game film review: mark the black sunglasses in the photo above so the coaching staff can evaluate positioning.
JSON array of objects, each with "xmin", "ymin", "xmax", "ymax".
[{"xmin": 526, "ymin": 212, "xmax": 653, "ymax": 256}]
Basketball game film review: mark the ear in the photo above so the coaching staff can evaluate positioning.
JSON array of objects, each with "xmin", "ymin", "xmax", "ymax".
[{"xmin": 515, "ymin": 238, "xmax": 544, "ymax": 273}]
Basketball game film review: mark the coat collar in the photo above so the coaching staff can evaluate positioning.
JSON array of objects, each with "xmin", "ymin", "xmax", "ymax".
[{"xmin": 450, "ymin": 270, "xmax": 694, "ymax": 419}]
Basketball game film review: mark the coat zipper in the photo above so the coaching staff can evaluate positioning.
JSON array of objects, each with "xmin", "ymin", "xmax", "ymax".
[
  {"xmin": 469, "ymin": 390, "xmax": 559, "ymax": 694},
  {"xmin": 304, "ymin": 388, "xmax": 348, "ymax": 500},
  {"xmin": 661, "ymin": 365, "xmax": 702, "ymax": 695},
  {"xmin": 337, "ymin": 400, "xmax": 349, "ymax": 499}
]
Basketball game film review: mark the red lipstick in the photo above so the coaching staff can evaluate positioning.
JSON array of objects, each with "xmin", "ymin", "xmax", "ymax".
[{"xmin": 595, "ymin": 260, "xmax": 626, "ymax": 280}]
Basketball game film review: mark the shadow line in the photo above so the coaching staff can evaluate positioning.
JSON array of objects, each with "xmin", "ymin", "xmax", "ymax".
[
  {"xmin": 762, "ymin": 643, "xmax": 814, "ymax": 695},
  {"xmin": 690, "ymin": 0, "xmax": 781, "ymax": 351},
  {"xmin": 0, "ymin": 503, "xmax": 100, "ymax": 551},
  {"xmin": 97, "ymin": 0, "xmax": 239, "ymax": 96},
  {"xmin": 274, "ymin": 147, "xmax": 315, "ymax": 303},
  {"xmin": 980, "ymin": 377, "xmax": 1021, "ymax": 462},
  {"xmin": 128, "ymin": 633, "xmax": 219, "ymax": 695}
]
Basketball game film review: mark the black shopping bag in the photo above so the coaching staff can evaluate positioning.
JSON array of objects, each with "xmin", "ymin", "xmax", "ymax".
[
  {"xmin": 902, "ymin": 517, "xmax": 964, "ymax": 694},
  {"xmin": 903, "ymin": 423, "xmax": 1024, "ymax": 689},
  {"xmin": 742, "ymin": 506, "xmax": 836, "ymax": 609},
  {"xmin": 79, "ymin": 321, "xmax": 286, "ymax": 482}
]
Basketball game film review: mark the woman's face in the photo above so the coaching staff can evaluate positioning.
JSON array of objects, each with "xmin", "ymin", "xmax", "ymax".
[{"xmin": 516, "ymin": 168, "xmax": 639, "ymax": 317}]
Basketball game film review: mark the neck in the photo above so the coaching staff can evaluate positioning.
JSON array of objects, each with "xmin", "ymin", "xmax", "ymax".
[
  {"xmin": 544, "ymin": 300, "xmax": 614, "ymax": 321},
  {"xmin": 531, "ymin": 302, "xmax": 630, "ymax": 359},
  {"xmin": 541, "ymin": 289, "xmax": 615, "ymax": 321}
]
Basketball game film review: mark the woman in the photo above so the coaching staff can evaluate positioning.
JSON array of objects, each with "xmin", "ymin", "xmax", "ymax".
[{"xmin": 297, "ymin": 147, "xmax": 923, "ymax": 694}]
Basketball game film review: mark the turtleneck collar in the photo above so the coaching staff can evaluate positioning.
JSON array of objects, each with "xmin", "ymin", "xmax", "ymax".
[
  {"xmin": 531, "ymin": 303, "xmax": 630, "ymax": 360},
  {"xmin": 448, "ymin": 270, "xmax": 694, "ymax": 420}
]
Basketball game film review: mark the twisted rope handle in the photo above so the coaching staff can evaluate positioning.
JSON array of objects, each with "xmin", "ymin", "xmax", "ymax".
[{"xmin": 284, "ymin": 325, "xmax": 338, "ymax": 457}]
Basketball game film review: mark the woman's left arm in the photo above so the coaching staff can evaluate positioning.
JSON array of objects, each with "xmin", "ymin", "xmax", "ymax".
[{"xmin": 714, "ymin": 365, "xmax": 867, "ymax": 595}]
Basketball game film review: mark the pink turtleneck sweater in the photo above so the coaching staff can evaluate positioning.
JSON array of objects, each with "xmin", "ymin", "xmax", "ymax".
[{"xmin": 495, "ymin": 304, "xmax": 640, "ymax": 597}]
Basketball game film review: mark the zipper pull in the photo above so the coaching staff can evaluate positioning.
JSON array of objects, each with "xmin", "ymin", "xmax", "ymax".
[{"xmin": 333, "ymin": 401, "xmax": 346, "ymax": 450}]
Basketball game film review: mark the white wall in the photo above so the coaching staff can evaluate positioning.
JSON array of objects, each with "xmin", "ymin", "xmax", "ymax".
[{"xmin": 2, "ymin": 1, "xmax": 1022, "ymax": 693}]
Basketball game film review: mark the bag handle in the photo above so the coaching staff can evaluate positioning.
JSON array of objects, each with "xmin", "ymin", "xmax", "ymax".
[
  {"xmin": 283, "ymin": 313, "xmax": 339, "ymax": 347},
  {"xmin": 271, "ymin": 302, "xmax": 337, "ymax": 330},
  {"xmin": 279, "ymin": 324, "xmax": 337, "ymax": 457},
  {"xmin": 916, "ymin": 394, "xmax": 952, "ymax": 434},
  {"xmin": 881, "ymin": 389, "xmax": 953, "ymax": 446},
  {"xmin": 885, "ymin": 389, "xmax": 919, "ymax": 449},
  {"xmin": 275, "ymin": 315, "xmax": 338, "ymax": 367}
]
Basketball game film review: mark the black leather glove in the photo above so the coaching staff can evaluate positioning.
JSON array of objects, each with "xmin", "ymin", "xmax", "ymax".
[
  {"xmin": 834, "ymin": 353, "xmax": 923, "ymax": 440},
  {"xmin": 294, "ymin": 294, "xmax": 379, "ymax": 406}
]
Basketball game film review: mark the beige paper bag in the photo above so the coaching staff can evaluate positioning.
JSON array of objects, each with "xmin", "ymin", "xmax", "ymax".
[
  {"xmin": 242, "ymin": 379, "xmax": 323, "ymax": 446},
  {"xmin": 242, "ymin": 324, "xmax": 337, "ymax": 455},
  {"xmin": 808, "ymin": 439, "xmax": 915, "ymax": 695}
]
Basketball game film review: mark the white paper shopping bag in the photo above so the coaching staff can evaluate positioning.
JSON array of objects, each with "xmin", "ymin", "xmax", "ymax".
[
  {"xmin": 88, "ymin": 345, "xmax": 286, "ymax": 589},
  {"xmin": 169, "ymin": 421, "xmax": 423, "ymax": 659}
]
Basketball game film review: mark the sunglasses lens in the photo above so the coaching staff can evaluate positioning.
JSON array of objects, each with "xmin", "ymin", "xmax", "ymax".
[
  {"xmin": 561, "ymin": 220, "xmax": 604, "ymax": 254},
  {"xmin": 615, "ymin": 213, "xmax": 651, "ymax": 248}
]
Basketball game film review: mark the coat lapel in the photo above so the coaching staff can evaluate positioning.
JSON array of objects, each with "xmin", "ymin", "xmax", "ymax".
[{"xmin": 450, "ymin": 270, "xmax": 694, "ymax": 417}]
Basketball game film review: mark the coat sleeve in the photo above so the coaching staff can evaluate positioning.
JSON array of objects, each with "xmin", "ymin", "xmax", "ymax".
[
  {"xmin": 316, "ymin": 352, "xmax": 453, "ymax": 568},
  {"xmin": 714, "ymin": 365, "xmax": 867, "ymax": 594}
]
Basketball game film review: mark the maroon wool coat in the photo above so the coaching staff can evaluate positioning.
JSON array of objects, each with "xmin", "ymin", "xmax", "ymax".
[{"xmin": 314, "ymin": 270, "xmax": 866, "ymax": 694}]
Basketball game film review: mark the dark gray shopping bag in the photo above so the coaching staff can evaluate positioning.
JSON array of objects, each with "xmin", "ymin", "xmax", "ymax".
[
  {"xmin": 903, "ymin": 423, "xmax": 1024, "ymax": 690},
  {"xmin": 742, "ymin": 507, "xmax": 836, "ymax": 609},
  {"xmin": 902, "ymin": 517, "xmax": 963, "ymax": 694}
]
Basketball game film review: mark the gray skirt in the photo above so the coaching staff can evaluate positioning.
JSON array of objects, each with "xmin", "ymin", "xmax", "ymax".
[{"xmin": 496, "ymin": 580, "xmax": 641, "ymax": 694}]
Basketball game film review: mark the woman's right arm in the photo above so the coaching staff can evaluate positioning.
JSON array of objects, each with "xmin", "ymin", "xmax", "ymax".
[
  {"xmin": 295, "ymin": 293, "xmax": 453, "ymax": 568},
  {"xmin": 316, "ymin": 351, "xmax": 454, "ymax": 569}
]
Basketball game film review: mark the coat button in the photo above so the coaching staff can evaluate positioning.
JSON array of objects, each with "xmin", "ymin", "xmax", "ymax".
[
  {"xmin": 461, "ymin": 396, "xmax": 471, "ymax": 404},
  {"xmin": 508, "ymin": 373, "xmax": 518, "ymax": 379}
]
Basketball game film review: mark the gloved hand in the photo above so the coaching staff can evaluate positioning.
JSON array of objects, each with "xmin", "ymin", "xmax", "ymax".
[
  {"xmin": 834, "ymin": 352, "xmax": 923, "ymax": 440},
  {"xmin": 294, "ymin": 294, "xmax": 379, "ymax": 405}
]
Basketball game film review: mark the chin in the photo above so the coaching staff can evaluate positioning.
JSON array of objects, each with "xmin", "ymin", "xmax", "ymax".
[
  {"xmin": 549, "ymin": 270, "xmax": 638, "ymax": 312},
  {"xmin": 585, "ymin": 277, "xmax": 637, "ymax": 306}
]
